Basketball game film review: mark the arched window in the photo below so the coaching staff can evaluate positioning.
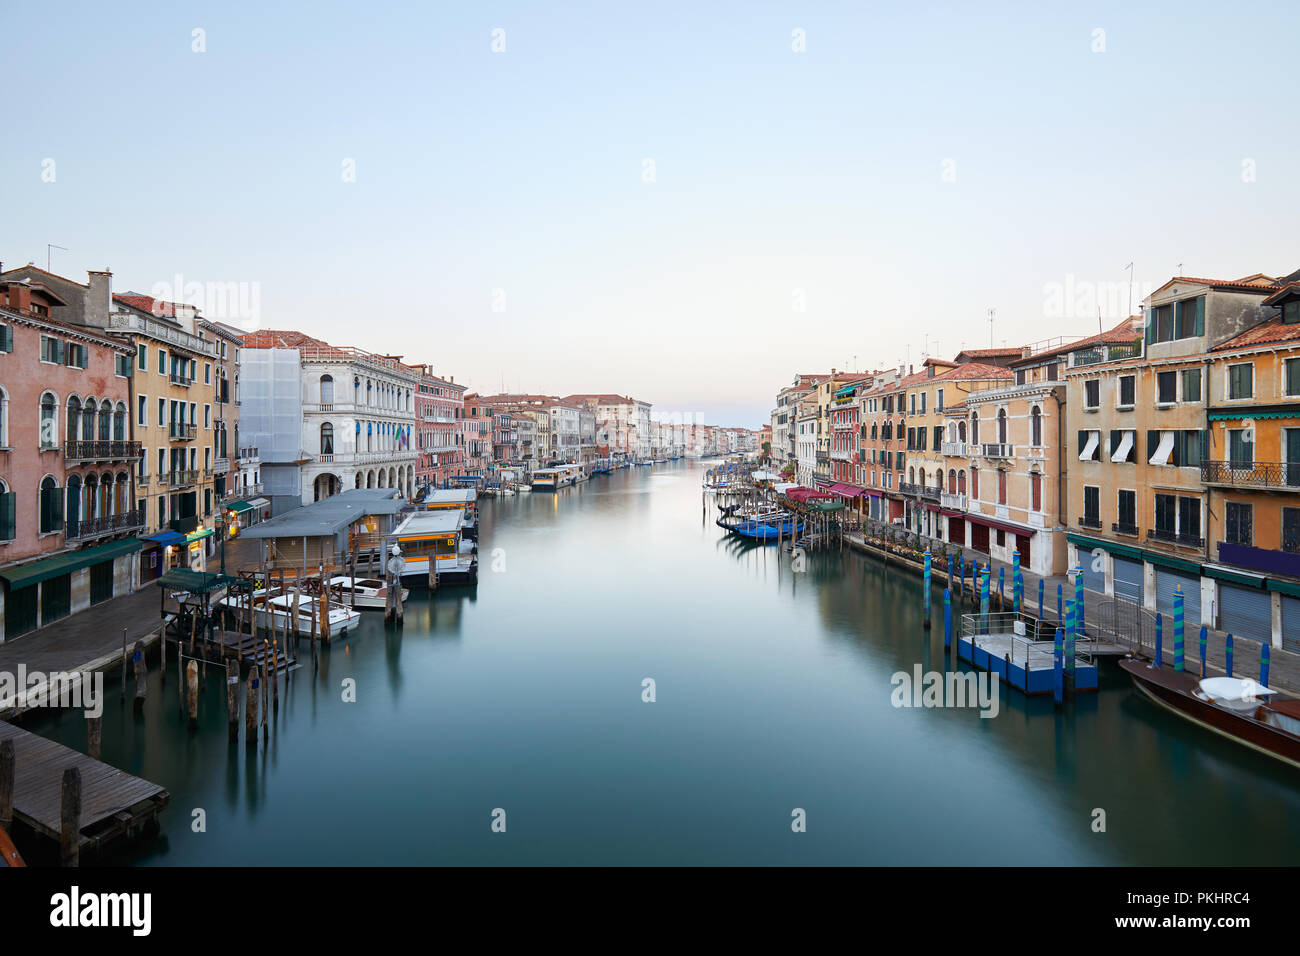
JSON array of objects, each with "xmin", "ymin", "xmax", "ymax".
[
  {"xmin": 114, "ymin": 403, "xmax": 127, "ymax": 441},
  {"xmin": 66, "ymin": 396, "xmax": 81, "ymax": 443},
  {"xmin": 997, "ymin": 408, "xmax": 1007, "ymax": 445},
  {"xmin": 958, "ymin": 470, "xmax": 967, "ymax": 494},
  {"xmin": 98, "ymin": 402, "xmax": 111, "ymax": 441},
  {"xmin": 99, "ymin": 472, "xmax": 112, "ymax": 517},
  {"xmin": 970, "ymin": 412, "xmax": 979, "ymax": 446},
  {"xmin": 39, "ymin": 475, "xmax": 62, "ymax": 533},
  {"xmin": 82, "ymin": 399, "xmax": 96, "ymax": 444},
  {"xmin": 320, "ymin": 374, "xmax": 334, "ymax": 404},
  {"xmin": 908, "ymin": 467, "xmax": 915, "ymax": 484},
  {"xmin": 65, "ymin": 475, "xmax": 81, "ymax": 536},
  {"xmin": 958, "ymin": 419, "xmax": 966, "ymax": 442},
  {"xmin": 320, "ymin": 422, "xmax": 334, "ymax": 455},
  {"xmin": 970, "ymin": 466, "xmax": 979, "ymax": 500},
  {"xmin": 40, "ymin": 392, "xmax": 57, "ymax": 448},
  {"xmin": 83, "ymin": 474, "xmax": 99, "ymax": 520},
  {"xmin": 1031, "ymin": 406, "xmax": 1042, "ymax": 447},
  {"xmin": 115, "ymin": 472, "xmax": 129, "ymax": 514},
  {"xmin": 948, "ymin": 469, "xmax": 956, "ymax": 493}
]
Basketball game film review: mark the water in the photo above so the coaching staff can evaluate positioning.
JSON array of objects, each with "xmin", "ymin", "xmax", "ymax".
[{"xmin": 25, "ymin": 462, "xmax": 1300, "ymax": 864}]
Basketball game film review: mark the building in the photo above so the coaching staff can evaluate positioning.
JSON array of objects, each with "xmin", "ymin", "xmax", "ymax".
[
  {"xmin": 562, "ymin": 394, "xmax": 652, "ymax": 461},
  {"xmin": 0, "ymin": 274, "xmax": 142, "ymax": 641},
  {"xmin": 1064, "ymin": 271, "xmax": 1293, "ymax": 646},
  {"xmin": 412, "ymin": 366, "xmax": 465, "ymax": 492},
  {"xmin": 241, "ymin": 331, "xmax": 418, "ymax": 511}
]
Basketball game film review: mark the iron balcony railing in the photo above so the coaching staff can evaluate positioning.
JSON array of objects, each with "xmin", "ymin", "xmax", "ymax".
[
  {"xmin": 919, "ymin": 485, "xmax": 941, "ymax": 502},
  {"xmin": 1077, "ymin": 515, "xmax": 1102, "ymax": 530},
  {"xmin": 66, "ymin": 508, "xmax": 145, "ymax": 539},
  {"xmin": 64, "ymin": 439, "xmax": 141, "ymax": 461},
  {"xmin": 981, "ymin": 443, "xmax": 1013, "ymax": 459},
  {"xmin": 169, "ymin": 423, "xmax": 198, "ymax": 441},
  {"xmin": 222, "ymin": 483, "xmax": 263, "ymax": 502},
  {"xmin": 1147, "ymin": 527, "xmax": 1204, "ymax": 548},
  {"xmin": 169, "ymin": 372, "xmax": 192, "ymax": 387},
  {"xmin": 1111, "ymin": 521, "xmax": 1139, "ymax": 536},
  {"xmin": 1201, "ymin": 460, "xmax": 1300, "ymax": 490},
  {"xmin": 169, "ymin": 469, "xmax": 199, "ymax": 487}
]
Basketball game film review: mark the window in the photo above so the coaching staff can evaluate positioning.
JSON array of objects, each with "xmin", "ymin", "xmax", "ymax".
[
  {"xmin": 920, "ymin": 392, "xmax": 926, "ymax": 414},
  {"xmin": 1182, "ymin": 368, "xmax": 1202, "ymax": 402},
  {"xmin": 1284, "ymin": 507, "xmax": 1300, "ymax": 554},
  {"xmin": 1225, "ymin": 501, "xmax": 1253, "ymax": 546},
  {"xmin": 65, "ymin": 343, "xmax": 87, "ymax": 369},
  {"xmin": 971, "ymin": 467, "xmax": 979, "ymax": 499},
  {"xmin": 1179, "ymin": 497, "xmax": 1201, "ymax": 541},
  {"xmin": 1083, "ymin": 486, "xmax": 1100, "ymax": 526},
  {"xmin": 1117, "ymin": 490, "xmax": 1136, "ymax": 531},
  {"xmin": 1228, "ymin": 363, "xmax": 1254, "ymax": 400},
  {"xmin": 39, "ymin": 476, "xmax": 63, "ymax": 533},
  {"xmin": 0, "ymin": 324, "xmax": 11, "ymax": 353},
  {"xmin": 158, "ymin": 348, "xmax": 165, "ymax": 372},
  {"xmin": 204, "ymin": 363, "xmax": 211, "ymax": 385},
  {"xmin": 1030, "ymin": 406, "xmax": 1042, "ymax": 446},
  {"xmin": 137, "ymin": 344, "xmax": 147, "ymax": 371},
  {"xmin": 138, "ymin": 395, "xmax": 147, "ymax": 427},
  {"xmin": 40, "ymin": 335, "xmax": 63, "ymax": 364},
  {"xmin": 936, "ymin": 389, "xmax": 944, "ymax": 411},
  {"xmin": 1118, "ymin": 375, "xmax": 1135, "ymax": 407},
  {"xmin": 1175, "ymin": 297, "xmax": 1205, "ymax": 338},
  {"xmin": 997, "ymin": 469, "xmax": 1007, "ymax": 505},
  {"xmin": 1155, "ymin": 493, "xmax": 1177, "ymax": 535},
  {"xmin": 1077, "ymin": 429, "xmax": 1100, "ymax": 461},
  {"xmin": 1109, "ymin": 429, "xmax": 1136, "ymax": 463},
  {"xmin": 321, "ymin": 422, "xmax": 335, "ymax": 455},
  {"xmin": 1284, "ymin": 358, "xmax": 1300, "ymax": 397},
  {"xmin": 1084, "ymin": 380, "xmax": 1100, "ymax": 409},
  {"xmin": 0, "ymin": 480, "xmax": 14, "ymax": 540},
  {"xmin": 114, "ymin": 353, "xmax": 132, "ymax": 377},
  {"xmin": 1156, "ymin": 371, "xmax": 1177, "ymax": 404},
  {"xmin": 39, "ymin": 392, "xmax": 57, "ymax": 448},
  {"xmin": 997, "ymin": 409, "xmax": 1007, "ymax": 444},
  {"xmin": 1151, "ymin": 304, "xmax": 1174, "ymax": 343},
  {"xmin": 204, "ymin": 405, "xmax": 211, "ymax": 428},
  {"xmin": 1176, "ymin": 430, "xmax": 1202, "ymax": 468},
  {"xmin": 1031, "ymin": 472, "xmax": 1042, "ymax": 511},
  {"xmin": 1229, "ymin": 429, "xmax": 1254, "ymax": 468}
]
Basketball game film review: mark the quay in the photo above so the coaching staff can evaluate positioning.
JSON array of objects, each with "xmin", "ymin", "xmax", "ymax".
[{"xmin": 0, "ymin": 721, "xmax": 168, "ymax": 862}]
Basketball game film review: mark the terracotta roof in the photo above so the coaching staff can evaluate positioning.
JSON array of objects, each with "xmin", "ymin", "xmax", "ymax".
[
  {"xmin": 929, "ymin": 362, "xmax": 1014, "ymax": 383},
  {"xmin": 1163, "ymin": 275, "xmax": 1283, "ymax": 293},
  {"xmin": 1014, "ymin": 318, "xmax": 1142, "ymax": 364},
  {"xmin": 1210, "ymin": 318, "xmax": 1300, "ymax": 352},
  {"xmin": 114, "ymin": 293, "xmax": 188, "ymax": 318},
  {"xmin": 1263, "ymin": 282, "xmax": 1300, "ymax": 307},
  {"xmin": 954, "ymin": 347, "xmax": 1023, "ymax": 359}
]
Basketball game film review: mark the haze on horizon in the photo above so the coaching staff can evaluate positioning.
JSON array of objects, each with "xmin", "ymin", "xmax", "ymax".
[{"xmin": 3, "ymin": 0, "xmax": 1297, "ymax": 428}]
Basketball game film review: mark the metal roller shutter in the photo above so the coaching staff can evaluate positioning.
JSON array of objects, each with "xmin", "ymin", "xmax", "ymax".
[
  {"xmin": 1217, "ymin": 583, "xmax": 1271, "ymax": 645},
  {"xmin": 1078, "ymin": 555, "xmax": 1105, "ymax": 594},
  {"xmin": 1283, "ymin": 596, "xmax": 1300, "ymax": 654},
  {"xmin": 1154, "ymin": 568, "xmax": 1201, "ymax": 627},
  {"xmin": 1113, "ymin": 557, "xmax": 1144, "ymax": 604}
]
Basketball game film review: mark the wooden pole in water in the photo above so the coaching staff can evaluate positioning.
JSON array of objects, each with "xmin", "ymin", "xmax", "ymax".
[
  {"xmin": 60, "ymin": 767, "xmax": 81, "ymax": 867},
  {"xmin": 87, "ymin": 713, "xmax": 101, "ymax": 760},
  {"xmin": 120, "ymin": 626, "xmax": 127, "ymax": 699},
  {"xmin": 225, "ymin": 659, "xmax": 239, "ymax": 743},
  {"xmin": 245, "ymin": 669, "xmax": 259, "ymax": 748},
  {"xmin": 133, "ymin": 640, "xmax": 147, "ymax": 713},
  {"xmin": 160, "ymin": 614, "xmax": 166, "ymax": 686},
  {"xmin": 269, "ymin": 640, "xmax": 279, "ymax": 711},
  {"xmin": 0, "ymin": 739, "xmax": 13, "ymax": 834},
  {"xmin": 186, "ymin": 660, "xmax": 199, "ymax": 730},
  {"xmin": 260, "ymin": 663, "xmax": 269, "ymax": 740},
  {"xmin": 177, "ymin": 639, "xmax": 184, "ymax": 718},
  {"xmin": 943, "ymin": 588, "xmax": 952, "ymax": 650}
]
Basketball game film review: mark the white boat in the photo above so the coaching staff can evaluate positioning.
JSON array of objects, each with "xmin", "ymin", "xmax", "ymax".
[
  {"xmin": 219, "ymin": 588, "xmax": 361, "ymax": 641},
  {"xmin": 391, "ymin": 510, "xmax": 479, "ymax": 583},
  {"xmin": 1196, "ymin": 676, "xmax": 1278, "ymax": 714},
  {"xmin": 530, "ymin": 463, "xmax": 582, "ymax": 491},
  {"xmin": 326, "ymin": 575, "xmax": 409, "ymax": 611}
]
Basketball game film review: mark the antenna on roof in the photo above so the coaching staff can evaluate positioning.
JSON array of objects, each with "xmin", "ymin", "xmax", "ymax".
[
  {"xmin": 987, "ymin": 308, "xmax": 995, "ymax": 347},
  {"xmin": 47, "ymin": 243, "xmax": 68, "ymax": 271},
  {"xmin": 1123, "ymin": 262, "xmax": 1135, "ymax": 316}
]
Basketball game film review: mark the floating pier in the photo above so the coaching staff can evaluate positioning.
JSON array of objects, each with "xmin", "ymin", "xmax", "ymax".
[{"xmin": 955, "ymin": 612, "xmax": 1099, "ymax": 695}]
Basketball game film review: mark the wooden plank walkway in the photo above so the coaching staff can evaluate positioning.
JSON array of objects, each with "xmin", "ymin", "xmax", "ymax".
[{"xmin": 0, "ymin": 720, "xmax": 168, "ymax": 852}]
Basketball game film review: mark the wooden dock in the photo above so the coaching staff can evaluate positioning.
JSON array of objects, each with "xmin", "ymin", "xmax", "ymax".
[{"xmin": 0, "ymin": 720, "xmax": 168, "ymax": 856}]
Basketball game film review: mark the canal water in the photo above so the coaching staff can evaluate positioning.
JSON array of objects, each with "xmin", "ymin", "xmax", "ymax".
[{"xmin": 25, "ymin": 461, "xmax": 1300, "ymax": 864}]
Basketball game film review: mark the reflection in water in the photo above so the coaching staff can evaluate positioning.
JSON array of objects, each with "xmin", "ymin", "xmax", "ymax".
[{"xmin": 17, "ymin": 461, "xmax": 1300, "ymax": 865}]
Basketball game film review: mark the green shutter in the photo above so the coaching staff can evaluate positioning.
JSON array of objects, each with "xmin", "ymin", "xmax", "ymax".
[
  {"xmin": 54, "ymin": 339, "xmax": 65, "ymax": 364},
  {"xmin": 0, "ymin": 493, "xmax": 14, "ymax": 541},
  {"xmin": 51, "ymin": 488, "xmax": 63, "ymax": 530},
  {"xmin": 1145, "ymin": 307, "xmax": 1156, "ymax": 345},
  {"xmin": 1195, "ymin": 296, "xmax": 1205, "ymax": 336},
  {"xmin": 0, "ymin": 325, "xmax": 11, "ymax": 352}
]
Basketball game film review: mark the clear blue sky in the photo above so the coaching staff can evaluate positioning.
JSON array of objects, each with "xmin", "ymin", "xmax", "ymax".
[{"xmin": 4, "ymin": 1, "xmax": 1297, "ymax": 426}]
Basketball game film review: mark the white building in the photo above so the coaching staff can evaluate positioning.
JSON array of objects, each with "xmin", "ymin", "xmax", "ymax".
[
  {"xmin": 796, "ymin": 414, "xmax": 818, "ymax": 486},
  {"xmin": 240, "ymin": 333, "xmax": 418, "ymax": 511}
]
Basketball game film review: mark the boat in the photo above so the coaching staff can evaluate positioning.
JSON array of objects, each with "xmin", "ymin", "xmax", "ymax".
[
  {"xmin": 219, "ymin": 588, "xmax": 362, "ymax": 640},
  {"xmin": 391, "ymin": 510, "xmax": 478, "ymax": 583},
  {"xmin": 734, "ymin": 516, "xmax": 802, "ymax": 540},
  {"xmin": 326, "ymin": 575, "xmax": 409, "ymax": 610},
  {"xmin": 0, "ymin": 827, "xmax": 24, "ymax": 867},
  {"xmin": 530, "ymin": 464, "xmax": 582, "ymax": 491},
  {"xmin": 1118, "ymin": 657, "xmax": 1300, "ymax": 769}
]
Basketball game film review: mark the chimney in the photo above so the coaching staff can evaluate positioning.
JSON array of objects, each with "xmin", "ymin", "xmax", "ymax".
[
  {"xmin": 6, "ymin": 282, "xmax": 32, "ymax": 314},
  {"xmin": 85, "ymin": 269, "xmax": 112, "ymax": 329}
]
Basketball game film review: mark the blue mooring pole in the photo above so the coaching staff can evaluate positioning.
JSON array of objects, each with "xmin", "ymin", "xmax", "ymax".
[
  {"xmin": 1226, "ymin": 633, "xmax": 1234, "ymax": 677},
  {"xmin": 1073, "ymin": 569, "xmax": 1084, "ymax": 640},
  {"xmin": 1053, "ymin": 627, "xmax": 1064, "ymax": 705},
  {"xmin": 1199, "ymin": 624, "xmax": 1208, "ymax": 677},
  {"xmin": 1056, "ymin": 584, "xmax": 1063, "ymax": 629},
  {"xmin": 1261, "ymin": 641, "xmax": 1271, "ymax": 688},
  {"xmin": 923, "ymin": 550, "xmax": 932, "ymax": 630},
  {"xmin": 943, "ymin": 588, "xmax": 952, "ymax": 650},
  {"xmin": 1064, "ymin": 593, "xmax": 1076, "ymax": 684},
  {"xmin": 956, "ymin": 553, "xmax": 964, "ymax": 598},
  {"xmin": 1173, "ymin": 586, "xmax": 1185, "ymax": 672},
  {"xmin": 1013, "ymin": 571, "xmax": 1022, "ymax": 614},
  {"xmin": 979, "ymin": 569, "xmax": 990, "ymax": 635},
  {"xmin": 998, "ymin": 567, "xmax": 1005, "ymax": 611},
  {"xmin": 1038, "ymin": 578, "xmax": 1044, "ymax": 620},
  {"xmin": 1154, "ymin": 613, "xmax": 1163, "ymax": 667}
]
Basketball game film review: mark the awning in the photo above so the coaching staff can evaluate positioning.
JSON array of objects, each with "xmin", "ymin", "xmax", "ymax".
[
  {"xmin": 247, "ymin": 498, "xmax": 269, "ymax": 509},
  {"xmin": 0, "ymin": 538, "xmax": 143, "ymax": 590},
  {"xmin": 1079, "ymin": 431, "xmax": 1099, "ymax": 461},
  {"xmin": 185, "ymin": 528, "xmax": 214, "ymax": 544},
  {"xmin": 827, "ymin": 483, "xmax": 863, "ymax": 498},
  {"xmin": 155, "ymin": 568, "xmax": 240, "ymax": 594},
  {"xmin": 964, "ymin": 512, "xmax": 1036, "ymax": 536},
  {"xmin": 1149, "ymin": 430, "xmax": 1175, "ymax": 466},
  {"xmin": 141, "ymin": 531, "xmax": 185, "ymax": 547},
  {"xmin": 227, "ymin": 500, "xmax": 255, "ymax": 514},
  {"xmin": 1110, "ymin": 431, "xmax": 1134, "ymax": 463}
]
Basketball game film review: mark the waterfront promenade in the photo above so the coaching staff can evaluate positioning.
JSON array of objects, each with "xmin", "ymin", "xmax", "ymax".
[{"xmin": 844, "ymin": 530, "xmax": 1300, "ymax": 697}]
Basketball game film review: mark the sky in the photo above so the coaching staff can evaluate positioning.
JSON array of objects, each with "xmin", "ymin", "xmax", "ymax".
[{"xmin": 3, "ymin": 1, "xmax": 1298, "ymax": 427}]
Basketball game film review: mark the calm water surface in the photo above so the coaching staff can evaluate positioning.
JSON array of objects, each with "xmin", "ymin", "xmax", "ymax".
[{"xmin": 29, "ymin": 462, "xmax": 1300, "ymax": 864}]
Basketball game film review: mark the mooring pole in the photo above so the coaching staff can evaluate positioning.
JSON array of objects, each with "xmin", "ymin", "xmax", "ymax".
[
  {"xmin": 922, "ymin": 550, "xmax": 932, "ymax": 630},
  {"xmin": 943, "ymin": 588, "xmax": 952, "ymax": 650}
]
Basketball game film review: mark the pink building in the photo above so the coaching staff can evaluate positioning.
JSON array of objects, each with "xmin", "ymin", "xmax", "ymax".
[
  {"xmin": 412, "ymin": 365, "xmax": 465, "ymax": 492},
  {"xmin": 0, "ymin": 275, "xmax": 141, "ymax": 642}
]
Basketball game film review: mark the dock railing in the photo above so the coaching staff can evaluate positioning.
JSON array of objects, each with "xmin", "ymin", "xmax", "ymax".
[{"xmin": 960, "ymin": 611, "xmax": 1095, "ymax": 668}]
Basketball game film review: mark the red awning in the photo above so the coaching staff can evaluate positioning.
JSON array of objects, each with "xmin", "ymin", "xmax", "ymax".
[
  {"xmin": 963, "ymin": 512, "xmax": 1035, "ymax": 536},
  {"xmin": 827, "ymin": 483, "xmax": 864, "ymax": 498}
]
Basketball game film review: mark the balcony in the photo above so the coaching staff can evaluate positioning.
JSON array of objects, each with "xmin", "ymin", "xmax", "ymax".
[
  {"xmin": 169, "ymin": 515, "xmax": 200, "ymax": 535},
  {"xmin": 169, "ymin": 424, "xmax": 197, "ymax": 441},
  {"xmin": 168, "ymin": 469, "xmax": 199, "ymax": 488},
  {"xmin": 981, "ymin": 443, "xmax": 1013, "ymax": 460},
  {"xmin": 899, "ymin": 482, "xmax": 922, "ymax": 497},
  {"xmin": 940, "ymin": 441, "xmax": 967, "ymax": 457},
  {"xmin": 830, "ymin": 449, "xmax": 851, "ymax": 461},
  {"xmin": 940, "ymin": 491, "xmax": 967, "ymax": 510},
  {"xmin": 238, "ymin": 445, "xmax": 260, "ymax": 462},
  {"xmin": 64, "ymin": 439, "xmax": 141, "ymax": 462},
  {"xmin": 222, "ymin": 483, "xmax": 262, "ymax": 503},
  {"xmin": 1147, "ymin": 527, "xmax": 1204, "ymax": 549},
  {"xmin": 1077, "ymin": 515, "xmax": 1102, "ymax": 530},
  {"xmin": 1201, "ymin": 460, "xmax": 1300, "ymax": 491},
  {"xmin": 212, "ymin": 457, "xmax": 230, "ymax": 474},
  {"xmin": 66, "ymin": 508, "xmax": 145, "ymax": 540},
  {"xmin": 1111, "ymin": 521, "xmax": 1139, "ymax": 537},
  {"xmin": 169, "ymin": 372, "xmax": 192, "ymax": 387},
  {"xmin": 919, "ymin": 485, "xmax": 941, "ymax": 502},
  {"xmin": 109, "ymin": 311, "xmax": 217, "ymax": 357}
]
